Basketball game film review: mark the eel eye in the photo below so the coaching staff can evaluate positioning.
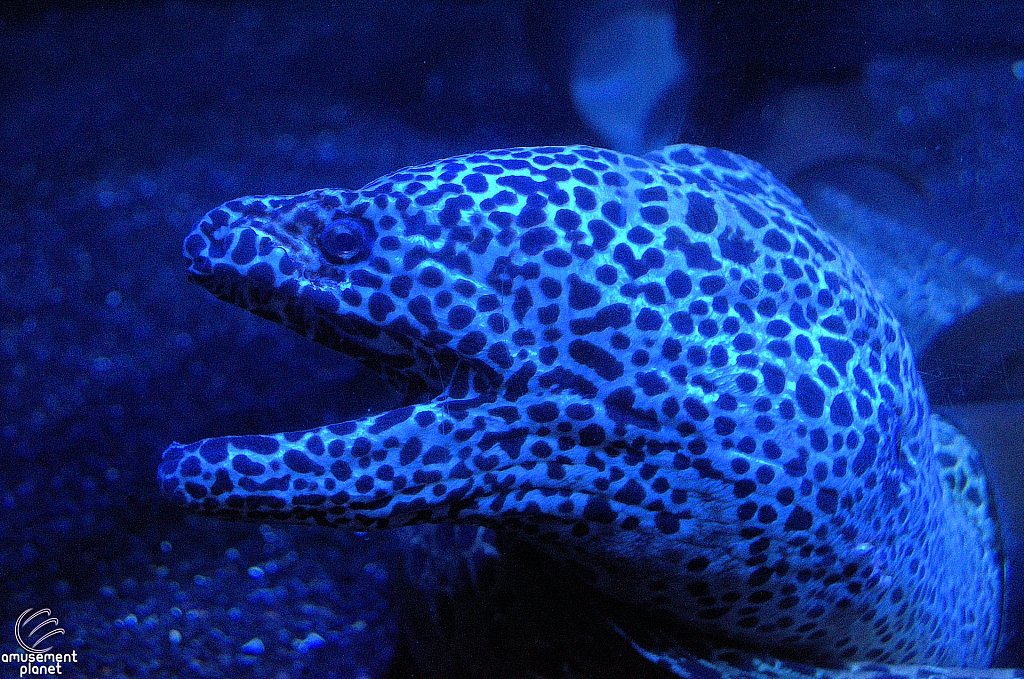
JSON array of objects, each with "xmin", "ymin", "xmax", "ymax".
[{"xmin": 318, "ymin": 216, "xmax": 373, "ymax": 264}]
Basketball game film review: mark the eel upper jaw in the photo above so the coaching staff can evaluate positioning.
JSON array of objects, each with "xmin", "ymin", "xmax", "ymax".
[{"xmin": 185, "ymin": 203, "xmax": 504, "ymax": 417}]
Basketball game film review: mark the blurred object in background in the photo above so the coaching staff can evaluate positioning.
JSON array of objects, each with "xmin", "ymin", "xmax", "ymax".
[{"xmin": 568, "ymin": 1, "xmax": 690, "ymax": 154}]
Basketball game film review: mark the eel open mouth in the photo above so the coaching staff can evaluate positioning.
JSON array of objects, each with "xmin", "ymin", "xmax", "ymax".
[{"xmin": 161, "ymin": 190, "xmax": 513, "ymax": 528}]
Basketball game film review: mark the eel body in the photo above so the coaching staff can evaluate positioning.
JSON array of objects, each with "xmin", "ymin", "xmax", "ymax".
[{"xmin": 159, "ymin": 144, "xmax": 1003, "ymax": 668}]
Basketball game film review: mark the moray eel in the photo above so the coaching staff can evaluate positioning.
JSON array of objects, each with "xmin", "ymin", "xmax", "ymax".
[{"xmin": 159, "ymin": 144, "xmax": 1006, "ymax": 672}]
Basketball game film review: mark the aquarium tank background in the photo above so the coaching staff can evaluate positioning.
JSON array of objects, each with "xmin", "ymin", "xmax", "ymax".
[{"xmin": 1, "ymin": 1, "xmax": 1023, "ymax": 677}]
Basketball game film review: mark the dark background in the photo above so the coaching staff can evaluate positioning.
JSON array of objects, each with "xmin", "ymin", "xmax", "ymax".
[{"xmin": 1, "ymin": 1, "xmax": 1023, "ymax": 676}]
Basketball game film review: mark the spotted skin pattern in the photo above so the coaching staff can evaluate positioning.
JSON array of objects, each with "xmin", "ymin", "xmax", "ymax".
[{"xmin": 159, "ymin": 145, "xmax": 1003, "ymax": 669}]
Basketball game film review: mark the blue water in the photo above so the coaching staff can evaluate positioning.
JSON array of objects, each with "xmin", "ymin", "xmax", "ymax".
[{"xmin": 1, "ymin": 2, "xmax": 1023, "ymax": 676}]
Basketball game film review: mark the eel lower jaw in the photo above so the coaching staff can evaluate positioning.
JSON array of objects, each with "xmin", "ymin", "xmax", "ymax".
[{"xmin": 174, "ymin": 253, "xmax": 515, "ymax": 525}]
